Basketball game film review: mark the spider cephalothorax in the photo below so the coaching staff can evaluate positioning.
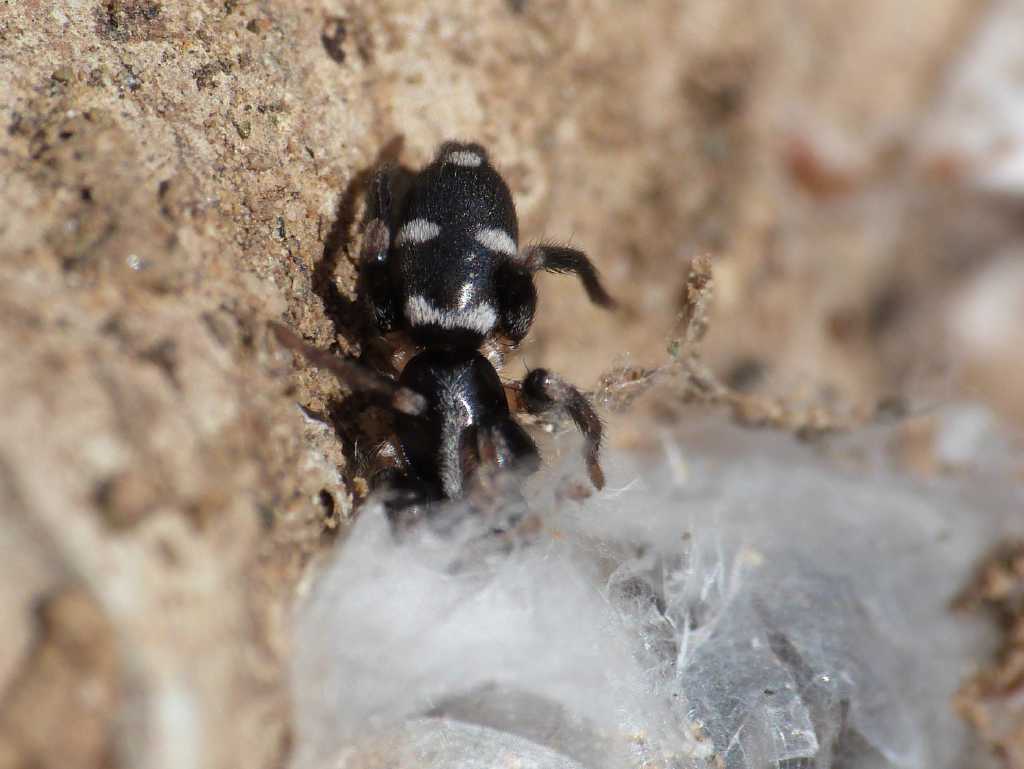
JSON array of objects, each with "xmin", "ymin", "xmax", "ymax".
[{"xmin": 273, "ymin": 324, "xmax": 603, "ymax": 532}]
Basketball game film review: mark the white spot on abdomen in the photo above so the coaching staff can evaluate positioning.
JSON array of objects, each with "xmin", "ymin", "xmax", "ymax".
[
  {"xmin": 475, "ymin": 227, "xmax": 517, "ymax": 257},
  {"xmin": 447, "ymin": 150, "xmax": 483, "ymax": 167},
  {"xmin": 406, "ymin": 295, "xmax": 497, "ymax": 335},
  {"xmin": 395, "ymin": 218, "xmax": 441, "ymax": 247}
]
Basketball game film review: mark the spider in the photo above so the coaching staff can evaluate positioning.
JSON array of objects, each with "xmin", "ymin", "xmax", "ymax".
[
  {"xmin": 276, "ymin": 141, "xmax": 614, "ymax": 530},
  {"xmin": 272, "ymin": 324, "xmax": 603, "ymax": 532}
]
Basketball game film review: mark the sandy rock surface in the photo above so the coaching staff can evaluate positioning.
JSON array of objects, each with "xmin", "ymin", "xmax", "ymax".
[{"xmin": 0, "ymin": 1, "xmax": 1018, "ymax": 768}]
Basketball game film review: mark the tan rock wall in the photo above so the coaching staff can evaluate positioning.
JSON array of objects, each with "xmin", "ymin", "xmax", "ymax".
[{"xmin": 0, "ymin": 1, "xmax": 997, "ymax": 768}]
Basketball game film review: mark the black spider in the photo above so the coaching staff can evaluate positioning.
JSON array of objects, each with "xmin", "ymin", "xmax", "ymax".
[
  {"xmin": 275, "ymin": 141, "xmax": 613, "ymax": 531},
  {"xmin": 362, "ymin": 141, "xmax": 615, "ymax": 353},
  {"xmin": 272, "ymin": 324, "xmax": 603, "ymax": 532}
]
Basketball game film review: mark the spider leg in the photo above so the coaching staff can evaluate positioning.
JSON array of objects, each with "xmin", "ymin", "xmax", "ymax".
[
  {"xmin": 478, "ymin": 337, "xmax": 510, "ymax": 370},
  {"xmin": 270, "ymin": 322, "xmax": 426, "ymax": 416},
  {"xmin": 366, "ymin": 439, "xmax": 447, "ymax": 535},
  {"xmin": 372, "ymin": 464, "xmax": 435, "ymax": 534},
  {"xmin": 521, "ymin": 244, "xmax": 616, "ymax": 309},
  {"xmin": 520, "ymin": 368, "xmax": 605, "ymax": 490},
  {"xmin": 360, "ymin": 168, "xmax": 400, "ymax": 332},
  {"xmin": 463, "ymin": 420, "xmax": 541, "ymax": 490},
  {"xmin": 362, "ymin": 332, "xmax": 417, "ymax": 380},
  {"xmin": 458, "ymin": 422, "xmax": 540, "ymax": 532},
  {"xmin": 493, "ymin": 262, "xmax": 537, "ymax": 344},
  {"xmin": 483, "ymin": 420, "xmax": 541, "ymax": 476}
]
